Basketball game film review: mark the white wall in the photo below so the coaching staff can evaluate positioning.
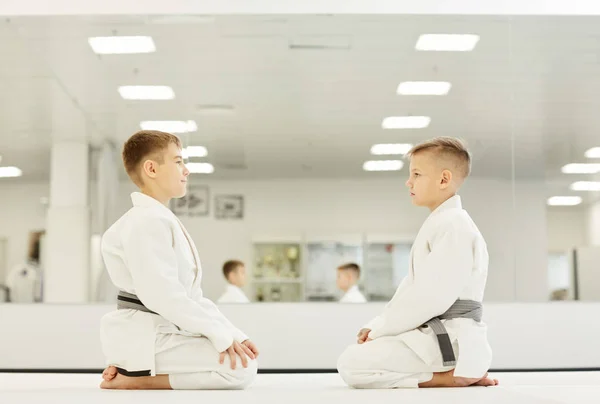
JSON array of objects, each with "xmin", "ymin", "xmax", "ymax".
[
  {"xmin": 1, "ymin": 302, "xmax": 599, "ymax": 370},
  {"xmin": 587, "ymin": 200, "xmax": 600, "ymax": 246},
  {"xmin": 0, "ymin": 176, "xmax": 576, "ymax": 302},
  {"xmin": 547, "ymin": 206, "xmax": 588, "ymax": 252},
  {"xmin": 0, "ymin": 182, "xmax": 49, "ymax": 283}
]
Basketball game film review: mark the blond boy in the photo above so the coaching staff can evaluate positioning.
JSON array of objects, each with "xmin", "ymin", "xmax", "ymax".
[
  {"xmin": 337, "ymin": 137, "xmax": 497, "ymax": 388},
  {"xmin": 99, "ymin": 130, "xmax": 258, "ymax": 390}
]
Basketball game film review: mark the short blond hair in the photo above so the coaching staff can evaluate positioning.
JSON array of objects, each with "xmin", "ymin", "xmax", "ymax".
[
  {"xmin": 407, "ymin": 137, "xmax": 471, "ymax": 179},
  {"xmin": 122, "ymin": 130, "xmax": 182, "ymax": 187}
]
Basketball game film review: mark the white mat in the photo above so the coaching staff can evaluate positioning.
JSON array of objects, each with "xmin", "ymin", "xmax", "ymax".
[{"xmin": 1, "ymin": 372, "xmax": 598, "ymax": 404}]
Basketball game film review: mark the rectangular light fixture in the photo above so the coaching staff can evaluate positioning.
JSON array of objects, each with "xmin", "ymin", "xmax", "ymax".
[
  {"xmin": 370, "ymin": 143, "xmax": 413, "ymax": 155},
  {"xmin": 382, "ymin": 116, "xmax": 430, "ymax": 129},
  {"xmin": 415, "ymin": 34, "xmax": 479, "ymax": 52},
  {"xmin": 585, "ymin": 147, "xmax": 600, "ymax": 158},
  {"xmin": 140, "ymin": 120, "xmax": 197, "ymax": 134},
  {"xmin": 363, "ymin": 160, "xmax": 404, "ymax": 172},
  {"xmin": 561, "ymin": 163, "xmax": 600, "ymax": 174},
  {"xmin": 182, "ymin": 146, "xmax": 208, "ymax": 159},
  {"xmin": 397, "ymin": 81, "xmax": 451, "ymax": 95},
  {"xmin": 547, "ymin": 196, "xmax": 583, "ymax": 206},
  {"xmin": 0, "ymin": 166, "xmax": 22, "ymax": 178},
  {"xmin": 88, "ymin": 36, "xmax": 156, "ymax": 54},
  {"xmin": 570, "ymin": 181, "xmax": 600, "ymax": 191},
  {"xmin": 186, "ymin": 162, "xmax": 214, "ymax": 174},
  {"xmin": 118, "ymin": 86, "xmax": 175, "ymax": 100}
]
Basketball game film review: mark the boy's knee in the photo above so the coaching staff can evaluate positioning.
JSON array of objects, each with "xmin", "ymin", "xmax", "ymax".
[{"xmin": 229, "ymin": 359, "xmax": 258, "ymax": 389}]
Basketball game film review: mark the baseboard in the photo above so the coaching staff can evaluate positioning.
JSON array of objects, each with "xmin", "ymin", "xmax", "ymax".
[{"xmin": 1, "ymin": 368, "xmax": 600, "ymax": 374}]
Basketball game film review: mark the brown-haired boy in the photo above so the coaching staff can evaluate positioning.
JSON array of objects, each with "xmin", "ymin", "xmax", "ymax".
[{"xmin": 99, "ymin": 130, "xmax": 258, "ymax": 390}]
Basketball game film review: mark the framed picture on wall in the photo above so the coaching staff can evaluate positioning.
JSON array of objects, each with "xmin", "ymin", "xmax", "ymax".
[
  {"xmin": 215, "ymin": 194, "xmax": 244, "ymax": 219},
  {"xmin": 171, "ymin": 185, "xmax": 209, "ymax": 217}
]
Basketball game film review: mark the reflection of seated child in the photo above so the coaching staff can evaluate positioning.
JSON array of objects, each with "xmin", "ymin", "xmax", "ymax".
[
  {"xmin": 217, "ymin": 260, "xmax": 250, "ymax": 304},
  {"xmin": 337, "ymin": 263, "xmax": 367, "ymax": 303}
]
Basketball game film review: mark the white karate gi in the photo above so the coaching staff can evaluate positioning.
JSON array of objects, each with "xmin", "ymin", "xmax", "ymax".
[
  {"xmin": 217, "ymin": 284, "xmax": 251, "ymax": 304},
  {"xmin": 339, "ymin": 285, "xmax": 367, "ymax": 303},
  {"xmin": 337, "ymin": 195, "xmax": 492, "ymax": 388},
  {"xmin": 100, "ymin": 192, "xmax": 257, "ymax": 390}
]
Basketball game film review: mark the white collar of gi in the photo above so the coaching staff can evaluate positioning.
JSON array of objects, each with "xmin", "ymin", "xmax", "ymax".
[
  {"xmin": 431, "ymin": 194, "xmax": 462, "ymax": 216},
  {"xmin": 130, "ymin": 192, "xmax": 175, "ymax": 216}
]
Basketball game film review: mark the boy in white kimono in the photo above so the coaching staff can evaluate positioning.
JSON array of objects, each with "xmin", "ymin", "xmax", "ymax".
[
  {"xmin": 337, "ymin": 137, "xmax": 498, "ymax": 388},
  {"xmin": 337, "ymin": 263, "xmax": 367, "ymax": 303},
  {"xmin": 217, "ymin": 260, "xmax": 251, "ymax": 303},
  {"xmin": 99, "ymin": 130, "xmax": 258, "ymax": 390}
]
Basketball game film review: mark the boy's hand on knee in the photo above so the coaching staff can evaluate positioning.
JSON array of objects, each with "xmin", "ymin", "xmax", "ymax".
[
  {"xmin": 241, "ymin": 339, "xmax": 259, "ymax": 358},
  {"xmin": 219, "ymin": 341, "xmax": 255, "ymax": 370},
  {"xmin": 357, "ymin": 328, "xmax": 371, "ymax": 344}
]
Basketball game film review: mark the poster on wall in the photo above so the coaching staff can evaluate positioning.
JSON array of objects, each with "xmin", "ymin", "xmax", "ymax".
[
  {"xmin": 171, "ymin": 185, "xmax": 209, "ymax": 217},
  {"xmin": 215, "ymin": 194, "xmax": 244, "ymax": 219}
]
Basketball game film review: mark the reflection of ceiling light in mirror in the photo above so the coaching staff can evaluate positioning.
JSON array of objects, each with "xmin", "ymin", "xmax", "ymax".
[
  {"xmin": 547, "ymin": 196, "xmax": 582, "ymax": 206},
  {"xmin": 88, "ymin": 36, "xmax": 155, "ymax": 54},
  {"xmin": 0, "ymin": 166, "xmax": 22, "ymax": 178},
  {"xmin": 140, "ymin": 120, "xmax": 197, "ymax": 133},
  {"xmin": 382, "ymin": 116, "xmax": 430, "ymax": 129},
  {"xmin": 416, "ymin": 34, "xmax": 479, "ymax": 51},
  {"xmin": 561, "ymin": 163, "xmax": 600, "ymax": 174},
  {"xmin": 118, "ymin": 86, "xmax": 175, "ymax": 100},
  {"xmin": 363, "ymin": 160, "xmax": 404, "ymax": 172},
  {"xmin": 187, "ymin": 163, "xmax": 214, "ymax": 174},
  {"xmin": 370, "ymin": 144, "xmax": 413, "ymax": 155},
  {"xmin": 585, "ymin": 147, "xmax": 600, "ymax": 158},
  {"xmin": 183, "ymin": 146, "xmax": 208, "ymax": 159},
  {"xmin": 570, "ymin": 181, "xmax": 600, "ymax": 191},
  {"xmin": 397, "ymin": 81, "xmax": 451, "ymax": 95}
]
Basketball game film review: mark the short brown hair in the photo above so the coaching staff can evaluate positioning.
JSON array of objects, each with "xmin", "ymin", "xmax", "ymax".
[
  {"xmin": 338, "ymin": 262, "xmax": 360, "ymax": 277},
  {"xmin": 223, "ymin": 260, "xmax": 244, "ymax": 280},
  {"xmin": 122, "ymin": 130, "xmax": 182, "ymax": 187},
  {"xmin": 407, "ymin": 136, "xmax": 471, "ymax": 179}
]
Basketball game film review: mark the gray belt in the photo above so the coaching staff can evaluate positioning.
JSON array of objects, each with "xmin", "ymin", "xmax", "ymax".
[
  {"xmin": 117, "ymin": 291, "xmax": 156, "ymax": 315},
  {"xmin": 423, "ymin": 299, "xmax": 482, "ymax": 367}
]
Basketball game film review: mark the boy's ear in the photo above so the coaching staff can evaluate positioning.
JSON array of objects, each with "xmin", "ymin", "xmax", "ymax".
[{"xmin": 440, "ymin": 169, "xmax": 452, "ymax": 188}]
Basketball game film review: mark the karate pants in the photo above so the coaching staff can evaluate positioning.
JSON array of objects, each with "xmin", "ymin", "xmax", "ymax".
[
  {"xmin": 337, "ymin": 337, "xmax": 455, "ymax": 389},
  {"xmin": 155, "ymin": 332, "xmax": 258, "ymax": 390}
]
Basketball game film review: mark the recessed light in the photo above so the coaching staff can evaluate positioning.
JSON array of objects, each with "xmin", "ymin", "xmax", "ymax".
[
  {"xmin": 0, "ymin": 166, "xmax": 22, "ymax": 178},
  {"xmin": 547, "ymin": 196, "xmax": 582, "ymax": 206},
  {"xmin": 570, "ymin": 181, "xmax": 600, "ymax": 191},
  {"xmin": 382, "ymin": 116, "xmax": 430, "ymax": 129},
  {"xmin": 561, "ymin": 163, "xmax": 600, "ymax": 174},
  {"xmin": 183, "ymin": 146, "xmax": 208, "ymax": 158},
  {"xmin": 118, "ymin": 86, "xmax": 174, "ymax": 100},
  {"xmin": 584, "ymin": 147, "xmax": 600, "ymax": 158},
  {"xmin": 140, "ymin": 120, "xmax": 197, "ymax": 134},
  {"xmin": 88, "ymin": 36, "xmax": 156, "ymax": 54},
  {"xmin": 187, "ymin": 162, "xmax": 214, "ymax": 174},
  {"xmin": 363, "ymin": 160, "xmax": 404, "ymax": 172},
  {"xmin": 397, "ymin": 81, "xmax": 451, "ymax": 95},
  {"xmin": 370, "ymin": 144, "xmax": 413, "ymax": 155},
  {"xmin": 415, "ymin": 34, "xmax": 479, "ymax": 51}
]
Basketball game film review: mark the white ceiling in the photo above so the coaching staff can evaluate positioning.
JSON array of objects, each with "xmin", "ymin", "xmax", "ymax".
[{"xmin": 1, "ymin": 15, "xmax": 600, "ymax": 203}]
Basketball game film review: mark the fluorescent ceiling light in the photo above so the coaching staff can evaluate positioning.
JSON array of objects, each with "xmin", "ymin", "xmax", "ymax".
[
  {"xmin": 561, "ymin": 163, "xmax": 600, "ymax": 174},
  {"xmin": 415, "ymin": 34, "xmax": 479, "ymax": 51},
  {"xmin": 547, "ymin": 196, "xmax": 582, "ymax": 206},
  {"xmin": 363, "ymin": 160, "xmax": 404, "ymax": 172},
  {"xmin": 186, "ymin": 162, "xmax": 214, "ymax": 174},
  {"xmin": 88, "ymin": 36, "xmax": 155, "ymax": 54},
  {"xmin": 382, "ymin": 116, "xmax": 430, "ymax": 129},
  {"xmin": 584, "ymin": 147, "xmax": 600, "ymax": 158},
  {"xmin": 118, "ymin": 86, "xmax": 174, "ymax": 100},
  {"xmin": 182, "ymin": 146, "xmax": 208, "ymax": 159},
  {"xmin": 397, "ymin": 81, "xmax": 451, "ymax": 95},
  {"xmin": 370, "ymin": 143, "xmax": 413, "ymax": 155},
  {"xmin": 0, "ymin": 166, "xmax": 22, "ymax": 178},
  {"xmin": 570, "ymin": 181, "xmax": 600, "ymax": 191},
  {"xmin": 140, "ymin": 120, "xmax": 197, "ymax": 133}
]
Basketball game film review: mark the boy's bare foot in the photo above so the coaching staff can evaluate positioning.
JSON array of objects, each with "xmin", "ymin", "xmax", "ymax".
[
  {"xmin": 100, "ymin": 366, "xmax": 171, "ymax": 390},
  {"xmin": 419, "ymin": 369, "xmax": 499, "ymax": 388}
]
